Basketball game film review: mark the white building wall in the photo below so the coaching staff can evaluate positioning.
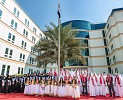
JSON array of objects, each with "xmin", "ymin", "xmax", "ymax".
[{"xmin": 0, "ymin": 0, "xmax": 44, "ymax": 75}]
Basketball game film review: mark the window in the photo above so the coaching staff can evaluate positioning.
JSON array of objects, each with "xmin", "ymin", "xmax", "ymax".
[
  {"xmin": 111, "ymin": 69, "xmax": 113, "ymax": 74},
  {"xmin": 24, "ymin": 42, "xmax": 26, "ymax": 49},
  {"xmin": 4, "ymin": 48, "xmax": 9, "ymax": 57},
  {"xmin": 21, "ymin": 41, "xmax": 27, "ymax": 49},
  {"xmin": 19, "ymin": 53, "xmax": 25, "ymax": 62},
  {"xmin": 1, "ymin": 0, "xmax": 6, "ymax": 5},
  {"xmin": 18, "ymin": 67, "xmax": 20, "ymax": 74},
  {"xmin": 6, "ymin": 65, "xmax": 10, "ymax": 75},
  {"xmin": 32, "ymin": 36, "xmax": 36, "ymax": 43},
  {"xmin": 10, "ymin": 19, "xmax": 18, "ymax": 30},
  {"xmin": 23, "ymin": 29, "xmax": 28, "ymax": 37},
  {"xmin": 115, "ymin": 68, "xmax": 118, "ymax": 73},
  {"xmin": 113, "ymin": 55, "xmax": 116, "ymax": 63},
  {"xmin": 109, "ymin": 58, "xmax": 111, "ymax": 65},
  {"xmin": 33, "ymin": 27, "xmax": 37, "ymax": 33},
  {"xmin": 8, "ymin": 33, "xmax": 11, "ymax": 41},
  {"xmin": 11, "ymin": 19, "xmax": 14, "ymax": 27},
  {"xmin": 31, "ymin": 46, "xmax": 35, "ymax": 53},
  {"xmin": 29, "ymin": 69, "xmax": 31, "ymax": 74},
  {"xmin": 31, "ymin": 69, "xmax": 33, "ymax": 74},
  {"xmin": 19, "ymin": 53, "xmax": 22, "ymax": 61},
  {"xmin": 12, "ymin": 35, "xmax": 15, "ymax": 43},
  {"xmin": 39, "ymin": 33, "xmax": 42, "ymax": 38},
  {"xmin": 1, "ymin": 65, "xmax": 6, "ymax": 75},
  {"xmin": 9, "ymin": 49, "xmax": 13, "ymax": 58},
  {"xmin": 25, "ymin": 18, "xmax": 29, "ymax": 27},
  {"xmin": 109, "ymin": 34, "xmax": 111, "ymax": 40},
  {"xmin": 8, "ymin": 33, "xmax": 15, "ymax": 43},
  {"xmin": 107, "ymin": 24, "xmax": 109, "ymax": 29},
  {"xmin": 0, "ymin": 9, "xmax": 2, "ymax": 19},
  {"xmin": 30, "ymin": 57, "xmax": 34, "ymax": 64},
  {"xmin": 23, "ymin": 54, "xmax": 25, "ymax": 61},
  {"xmin": 14, "ymin": 22, "xmax": 18, "ymax": 30},
  {"xmin": 21, "ymin": 68, "xmax": 23, "ymax": 74},
  {"xmin": 4, "ymin": 48, "xmax": 13, "ymax": 58},
  {"xmin": 111, "ymin": 44, "xmax": 114, "ymax": 51},
  {"xmin": 13, "ymin": 7, "xmax": 16, "ymax": 14},
  {"xmin": 17, "ymin": 11, "xmax": 20, "ymax": 17},
  {"xmin": 29, "ymin": 69, "xmax": 33, "ymax": 74},
  {"xmin": 13, "ymin": 7, "xmax": 20, "ymax": 18},
  {"xmin": 38, "ymin": 51, "xmax": 41, "ymax": 55}
]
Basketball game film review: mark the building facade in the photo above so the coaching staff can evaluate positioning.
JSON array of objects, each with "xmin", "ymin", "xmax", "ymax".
[
  {"xmin": 0, "ymin": 0, "xmax": 44, "ymax": 76},
  {"xmin": 63, "ymin": 8, "xmax": 123, "ymax": 74}
]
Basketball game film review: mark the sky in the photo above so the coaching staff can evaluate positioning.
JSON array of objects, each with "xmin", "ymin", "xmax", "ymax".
[{"xmin": 16, "ymin": 0, "xmax": 123, "ymax": 30}]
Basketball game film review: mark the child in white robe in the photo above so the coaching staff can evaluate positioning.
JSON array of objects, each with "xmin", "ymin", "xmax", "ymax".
[
  {"xmin": 30, "ymin": 78, "xmax": 35, "ymax": 95},
  {"xmin": 50, "ymin": 80, "xmax": 54, "ymax": 96},
  {"xmin": 45, "ymin": 79, "xmax": 51, "ymax": 95},
  {"xmin": 54, "ymin": 79, "xmax": 58, "ymax": 96},
  {"xmin": 40, "ymin": 80, "xmax": 45, "ymax": 96},
  {"xmin": 64, "ymin": 78, "xmax": 70, "ymax": 97},
  {"xmin": 34, "ymin": 78, "xmax": 39, "ymax": 95},
  {"xmin": 24, "ymin": 78, "xmax": 30, "ymax": 95},
  {"xmin": 58, "ymin": 77, "xmax": 65, "ymax": 97},
  {"xmin": 72, "ymin": 79, "xmax": 80, "ymax": 99}
]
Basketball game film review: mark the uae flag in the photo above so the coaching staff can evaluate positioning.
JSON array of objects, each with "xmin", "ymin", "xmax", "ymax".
[{"xmin": 57, "ymin": 3, "xmax": 61, "ymax": 18}]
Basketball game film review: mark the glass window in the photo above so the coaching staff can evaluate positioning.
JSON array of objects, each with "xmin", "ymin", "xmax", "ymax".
[
  {"xmin": 19, "ymin": 53, "xmax": 22, "ymax": 61},
  {"xmin": 32, "ymin": 58, "xmax": 34, "ymax": 64},
  {"xmin": 11, "ymin": 19, "xmax": 14, "ymax": 27},
  {"xmin": 14, "ymin": 22, "xmax": 17, "ymax": 30},
  {"xmin": 1, "ymin": 0, "xmax": 6, "ymax": 5},
  {"xmin": 1, "ymin": 65, "xmax": 6, "ymax": 75},
  {"xmin": 115, "ymin": 68, "xmax": 118, "ymax": 73},
  {"xmin": 113, "ymin": 55, "xmax": 116, "ymax": 62},
  {"xmin": 31, "ymin": 69, "xmax": 33, "ymax": 74},
  {"xmin": 76, "ymin": 31, "xmax": 89, "ymax": 38},
  {"xmin": 31, "ymin": 46, "xmax": 35, "ymax": 53},
  {"xmin": 39, "ymin": 33, "xmax": 42, "ymax": 38},
  {"xmin": 12, "ymin": 35, "xmax": 15, "ymax": 43},
  {"xmin": 26, "ymin": 31, "xmax": 28, "ymax": 37},
  {"xmin": 13, "ymin": 7, "xmax": 16, "ymax": 14},
  {"xmin": 24, "ymin": 42, "xmax": 26, "ymax": 49},
  {"xmin": 23, "ymin": 29, "xmax": 26, "ymax": 35},
  {"xmin": 8, "ymin": 33, "xmax": 11, "ymax": 41},
  {"xmin": 9, "ymin": 49, "xmax": 13, "ymax": 58},
  {"xmin": 18, "ymin": 67, "xmax": 20, "ymax": 74},
  {"xmin": 109, "ymin": 34, "xmax": 111, "ymax": 40},
  {"xmin": 6, "ymin": 65, "xmax": 10, "ymax": 75},
  {"xmin": 21, "ymin": 41, "xmax": 24, "ymax": 48},
  {"xmin": 23, "ymin": 54, "xmax": 25, "ymax": 61},
  {"xmin": 17, "ymin": 11, "xmax": 20, "ymax": 17},
  {"xmin": 111, "ymin": 44, "xmax": 114, "ymax": 51},
  {"xmin": 25, "ymin": 18, "xmax": 27, "ymax": 24},
  {"xmin": 30, "ymin": 57, "xmax": 32, "ymax": 64},
  {"xmin": 27, "ymin": 21, "xmax": 29, "ymax": 26},
  {"xmin": 0, "ymin": 10, "xmax": 2, "ymax": 19},
  {"xmin": 21, "ymin": 68, "xmax": 23, "ymax": 74},
  {"xmin": 4, "ymin": 48, "xmax": 9, "ymax": 57},
  {"xmin": 29, "ymin": 69, "xmax": 31, "ymax": 74}
]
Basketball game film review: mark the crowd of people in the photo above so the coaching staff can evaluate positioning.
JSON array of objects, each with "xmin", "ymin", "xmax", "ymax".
[{"xmin": 0, "ymin": 68, "xmax": 123, "ymax": 99}]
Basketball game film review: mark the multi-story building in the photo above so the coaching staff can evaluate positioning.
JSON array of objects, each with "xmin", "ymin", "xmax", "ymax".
[
  {"xmin": 63, "ymin": 8, "xmax": 123, "ymax": 74},
  {"xmin": 0, "ymin": 0, "xmax": 44, "ymax": 75}
]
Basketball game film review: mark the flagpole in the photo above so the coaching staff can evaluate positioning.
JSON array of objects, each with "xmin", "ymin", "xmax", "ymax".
[{"xmin": 58, "ymin": 2, "xmax": 61, "ymax": 80}]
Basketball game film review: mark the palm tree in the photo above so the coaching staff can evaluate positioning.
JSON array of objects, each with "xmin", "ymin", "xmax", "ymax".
[{"xmin": 34, "ymin": 22, "xmax": 86, "ymax": 69}]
